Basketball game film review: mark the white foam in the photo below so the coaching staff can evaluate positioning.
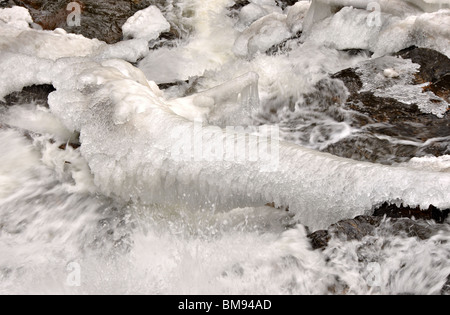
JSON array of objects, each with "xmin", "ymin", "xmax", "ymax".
[
  {"xmin": 0, "ymin": 129, "xmax": 40, "ymax": 199},
  {"xmin": 2, "ymin": 104, "xmax": 73, "ymax": 142},
  {"xmin": 138, "ymin": 0, "xmax": 236, "ymax": 83}
]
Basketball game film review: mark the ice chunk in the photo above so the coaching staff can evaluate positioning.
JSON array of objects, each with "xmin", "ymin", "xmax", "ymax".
[
  {"xmin": 304, "ymin": 5, "xmax": 450, "ymax": 58},
  {"xmin": 302, "ymin": 0, "xmax": 448, "ymax": 37},
  {"xmin": 286, "ymin": 1, "xmax": 311, "ymax": 33},
  {"xmin": 0, "ymin": 26, "xmax": 104, "ymax": 60},
  {"xmin": 234, "ymin": 13, "xmax": 292, "ymax": 57},
  {"xmin": 96, "ymin": 39, "xmax": 150, "ymax": 63},
  {"xmin": 0, "ymin": 6, "xmax": 32, "ymax": 30},
  {"xmin": 383, "ymin": 68, "xmax": 400, "ymax": 78},
  {"xmin": 122, "ymin": 6, "xmax": 170, "ymax": 42},
  {"xmin": 0, "ymin": 53, "xmax": 53, "ymax": 100},
  {"xmin": 413, "ymin": 10, "xmax": 450, "ymax": 58},
  {"xmin": 168, "ymin": 72, "xmax": 260, "ymax": 126},
  {"xmin": 237, "ymin": 1, "xmax": 282, "ymax": 28},
  {"xmin": 2, "ymin": 105, "xmax": 73, "ymax": 142}
]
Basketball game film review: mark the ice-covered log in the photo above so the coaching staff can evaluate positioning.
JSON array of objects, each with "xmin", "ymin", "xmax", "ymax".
[{"xmin": 45, "ymin": 57, "xmax": 450, "ymax": 231}]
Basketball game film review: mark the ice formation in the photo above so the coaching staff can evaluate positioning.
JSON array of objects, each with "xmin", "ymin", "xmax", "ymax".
[
  {"xmin": 122, "ymin": 6, "xmax": 170, "ymax": 42},
  {"xmin": 356, "ymin": 56, "xmax": 449, "ymax": 117},
  {"xmin": 304, "ymin": 1, "xmax": 450, "ymax": 58},
  {"xmin": 303, "ymin": 0, "xmax": 449, "ymax": 35},
  {"xmin": 0, "ymin": 6, "xmax": 32, "ymax": 29},
  {"xmin": 237, "ymin": 0, "xmax": 283, "ymax": 29},
  {"xmin": 233, "ymin": 13, "xmax": 293, "ymax": 57}
]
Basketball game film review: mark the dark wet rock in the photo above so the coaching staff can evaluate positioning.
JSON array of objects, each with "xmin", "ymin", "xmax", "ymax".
[
  {"xmin": 59, "ymin": 143, "xmax": 81, "ymax": 151},
  {"xmin": 309, "ymin": 216, "xmax": 382, "ymax": 250},
  {"xmin": 228, "ymin": 0, "xmax": 250, "ymax": 12},
  {"xmin": 308, "ymin": 230, "xmax": 330, "ymax": 250},
  {"xmin": 324, "ymin": 47, "xmax": 450, "ymax": 164},
  {"xmin": 0, "ymin": 84, "xmax": 55, "ymax": 108},
  {"xmin": 397, "ymin": 47, "xmax": 450, "ymax": 103},
  {"xmin": 442, "ymin": 275, "xmax": 450, "ymax": 295},
  {"xmin": 228, "ymin": 0, "xmax": 298, "ymax": 12},
  {"xmin": 276, "ymin": 0, "xmax": 299, "ymax": 10},
  {"xmin": 308, "ymin": 214, "xmax": 446, "ymax": 250},
  {"xmin": 331, "ymin": 68, "xmax": 362, "ymax": 95},
  {"xmin": 397, "ymin": 47, "xmax": 450, "ymax": 85},
  {"xmin": 374, "ymin": 202, "xmax": 449, "ymax": 224},
  {"xmin": 424, "ymin": 74, "xmax": 450, "ymax": 103},
  {"xmin": 6, "ymin": 0, "xmax": 174, "ymax": 44},
  {"xmin": 149, "ymin": 28, "xmax": 181, "ymax": 50},
  {"xmin": 341, "ymin": 49, "xmax": 373, "ymax": 58},
  {"xmin": 0, "ymin": 0, "xmax": 15, "ymax": 8},
  {"xmin": 266, "ymin": 31, "xmax": 302, "ymax": 55}
]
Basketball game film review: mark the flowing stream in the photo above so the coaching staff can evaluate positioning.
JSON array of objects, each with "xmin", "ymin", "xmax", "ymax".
[{"xmin": 0, "ymin": 0, "xmax": 449, "ymax": 295}]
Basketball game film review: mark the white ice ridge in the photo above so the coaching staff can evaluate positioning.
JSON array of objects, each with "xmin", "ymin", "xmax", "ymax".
[
  {"xmin": 43, "ymin": 57, "xmax": 450, "ymax": 231},
  {"xmin": 1, "ymin": 9, "xmax": 450, "ymax": 231},
  {"xmin": 303, "ymin": 0, "xmax": 450, "ymax": 36}
]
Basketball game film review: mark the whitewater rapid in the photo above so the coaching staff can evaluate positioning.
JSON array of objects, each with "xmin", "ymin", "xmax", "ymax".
[{"xmin": 0, "ymin": 1, "xmax": 449, "ymax": 294}]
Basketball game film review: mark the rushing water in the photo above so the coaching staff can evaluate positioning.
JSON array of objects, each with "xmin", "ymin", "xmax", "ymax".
[{"xmin": 0, "ymin": 0, "xmax": 449, "ymax": 295}]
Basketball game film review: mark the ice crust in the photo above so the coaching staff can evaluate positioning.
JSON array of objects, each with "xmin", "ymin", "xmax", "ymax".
[{"xmin": 356, "ymin": 56, "xmax": 449, "ymax": 117}]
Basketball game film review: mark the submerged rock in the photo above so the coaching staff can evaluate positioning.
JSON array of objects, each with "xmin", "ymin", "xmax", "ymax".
[
  {"xmin": 0, "ymin": 84, "xmax": 55, "ymax": 107},
  {"xmin": 325, "ymin": 47, "xmax": 450, "ymax": 164},
  {"xmin": 308, "ymin": 214, "xmax": 446, "ymax": 250},
  {"xmin": 308, "ymin": 216, "xmax": 382, "ymax": 250},
  {"xmin": 442, "ymin": 275, "xmax": 450, "ymax": 296},
  {"xmin": 373, "ymin": 202, "xmax": 449, "ymax": 224}
]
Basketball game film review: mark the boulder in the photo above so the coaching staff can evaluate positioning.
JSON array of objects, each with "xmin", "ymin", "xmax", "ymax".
[{"xmin": 308, "ymin": 215, "xmax": 445, "ymax": 250}]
